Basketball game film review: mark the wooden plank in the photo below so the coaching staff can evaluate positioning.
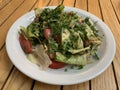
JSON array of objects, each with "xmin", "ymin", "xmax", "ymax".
[
  {"xmin": 63, "ymin": 0, "xmax": 75, "ymax": 7},
  {"xmin": 88, "ymin": 0, "xmax": 101, "ymax": 19},
  {"xmin": 0, "ymin": 47, "xmax": 13, "ymax": 89},
  {"xmin": 49, "ymin": 0, "xmax": 63, "ymax": 6},
  {"xmin": 3, "ymin": 68, "xmax": 33, "ymax": 90},
  {"xmin": 0, "ymin": 0, "xmax": 25, "ymax": 26},
  {"xmin": 33, "ymin": 0, "xmax": 62, "ymax": 89},
  {"xmin": 63, "ymin": 0, "xmax": 90, "ymax": 90},
  {"xmin": 0, "ymin": 0, "xmax": 37, "ymax": 49},
  {"xmin": 99, "ymin": 0, "xmax": 120, "ymax": 89},
  {"xmin": 88, "ymin": 0, "xmax": 117, "ymax": 90},
  {"xmin": 91, "ymin": 65, "xmax": 117, "ymax": 90},
  {"xmin": 75, "ymin": 0, "xmax": 87, "ymax": 10},
  {"xmin": 113, "ymin": 55, "xmax": 120, "ymax": 89},
  {"xmin": 37, "ymin": 0, "xmax": 50, "ymax": 8},
  {"xmin": 111, "ymin": 0, "xmax": 120, "ymax": 23},
  {"xmin": 0, "ymin": 0, "xmax": 11, "ymax": 10},
  {"xmin": 63, "ymin": 82, "xmax": 89, "ymax": 90},
  {"xmin": 31, "ymin": 0, "xmax": 39, "ymax": 10},
  {"xmin": 33, "ymin": 82, "xmax": 60, "ymax": 90}
]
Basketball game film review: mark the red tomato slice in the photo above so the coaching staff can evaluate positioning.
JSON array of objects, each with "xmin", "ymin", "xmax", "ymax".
[
  {"xmin": 44, "ymin": 28, "xmax": 51, "ymax": 40},
  {"xmin": 49, "ymin": 60, "xmax": 66, "ymax": 69},
  {"xmin": 19, "ymin": 34, "xmax": 32, "ymax": 53}
]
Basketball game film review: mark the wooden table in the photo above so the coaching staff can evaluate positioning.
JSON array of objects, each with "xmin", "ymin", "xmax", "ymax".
[{"xmin": 0, "ymin": 0, "xmax": 120, "ymax": 90}]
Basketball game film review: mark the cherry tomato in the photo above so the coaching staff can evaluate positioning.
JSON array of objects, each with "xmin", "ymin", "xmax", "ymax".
[
  {"xmin": 49, "ymin": 60, "xmax": 66, "ymax": 69},
  {"xmin": 44, "ymin": 28, "xmax": 51, "ymax": 40},
  {"xmin": 19, "ymin": 34, "xmax": 32, "ymax": 53}
]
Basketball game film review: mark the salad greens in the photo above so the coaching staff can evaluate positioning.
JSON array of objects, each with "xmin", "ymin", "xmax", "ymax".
[{"xmin": 20, "ymin": 5, "xmax": 102, "ymax": 69}]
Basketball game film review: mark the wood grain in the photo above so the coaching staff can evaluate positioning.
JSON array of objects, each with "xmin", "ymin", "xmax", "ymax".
[
  {"xmin": 0, "ymin": 47, "xmax": 13, "ymax": 89},
  {"xmin": 99, "ymin": 0, "xmax": 120, "ymax": 89},
  {"xmin": 32, "ymin": 0, "xmax": 39, "ymax": 10},
  {"xmin": 0, "ymin": 0, "xmax": 25, "ymax": 26},
  {"xmin": 63, "ymin": 82, "xmax": 89, "ymax": 90},
  {"xmin": 88, "ymin": 0, "xmax": 101, "ymax": 19},
  {"xmin": 75, "ymin": 0, "xmax": 87, "ymax": 10},
  {"xmin": 33, "ymin": 82, "xmax": 60, "ymax": 90},
  {"xmin": 91, "ymin": 65, "xmax": 117, "ymax": 90},
  {"xmin": 0, "ymin": 0, "xmax": 37, "ymax": 49},
  {"xmin": 111, "ymin": 0, "xmax": 120, "ymax": 23},
  {"xmin": 3, "ymin": 68, "xmax": 33, "ymax": 90},
  {"xmin": 88, "ymin": 0, "xmax": 117, "ymax": 90},
  {"xmin": 63, "ymin": 0, "xmax": 75, "ymax": 6},
  {"xmin": 37, "ymin": 0, "xmax": 50, "ymax": 8},
  {"xmin": 49, "ymin": 0, "xmax": 63, "ymax": 6},
  {"xmin": 0, "ymin": 0, "xmax": 11, "ymax": 10}
]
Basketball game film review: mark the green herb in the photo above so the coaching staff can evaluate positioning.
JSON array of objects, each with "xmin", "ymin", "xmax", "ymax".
[
  {"xmin": 84, "ymin": 17, "xmax": 91, "ymax": 26},
  {"xmin": 48, "ymin": 38, "xmax": 58, "ymax": 53},
  {"xmin": 70, "ymin": 65, "xmax": 74, "ymax": 69},
  {"xmin": 62, "ymin": 41, "xmax": 72, "ymax": 53},
  {"xmin": 93, "ymin": 52, "xmax": 99, "ymax": 60},
  {"xmin": 64, "ymin": 68, "xmax": 68, "ymax": 72},
  {"xmin": 78, "ymin": 65, "xmax": 83, "ymax": 69}
]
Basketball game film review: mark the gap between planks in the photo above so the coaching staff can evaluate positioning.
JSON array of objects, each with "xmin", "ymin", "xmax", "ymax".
[
  {"xmin": 0, "ymin": 0, "xmax": 13, "ymax": 10},
  {"xmin": 110, "ymin": 0, "xmax": 120, "ymax": 24},
  {"xmin": 0, "ymin": 0, "xmax": 26, "ymax": 26},
  {"xmin": 112, "ymin": 62, "xmax": 119, "ymax": 90},
  {"xmin": 0, "ymin": 0, "xmax": 37, "ymax": 50},
  {"xmin": 0, "ymin": 66, "xmax": 14, "ymax": 90}
]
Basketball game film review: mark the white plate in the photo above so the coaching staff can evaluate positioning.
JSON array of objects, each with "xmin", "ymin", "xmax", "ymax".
[{"xmin": 6, "ymin": 6, "xmax": 116, "ymax": 85}]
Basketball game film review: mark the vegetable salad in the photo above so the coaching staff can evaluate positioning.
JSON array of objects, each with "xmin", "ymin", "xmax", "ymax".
[{"xmin": 19, "ymin": 5, "xmax": 102, "ymax": 70}]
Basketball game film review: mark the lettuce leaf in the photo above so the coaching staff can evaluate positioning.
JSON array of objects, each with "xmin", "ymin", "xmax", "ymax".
[{"xmin": 55, "ymin": 52, "xmax": 88, "ymax": 65}]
